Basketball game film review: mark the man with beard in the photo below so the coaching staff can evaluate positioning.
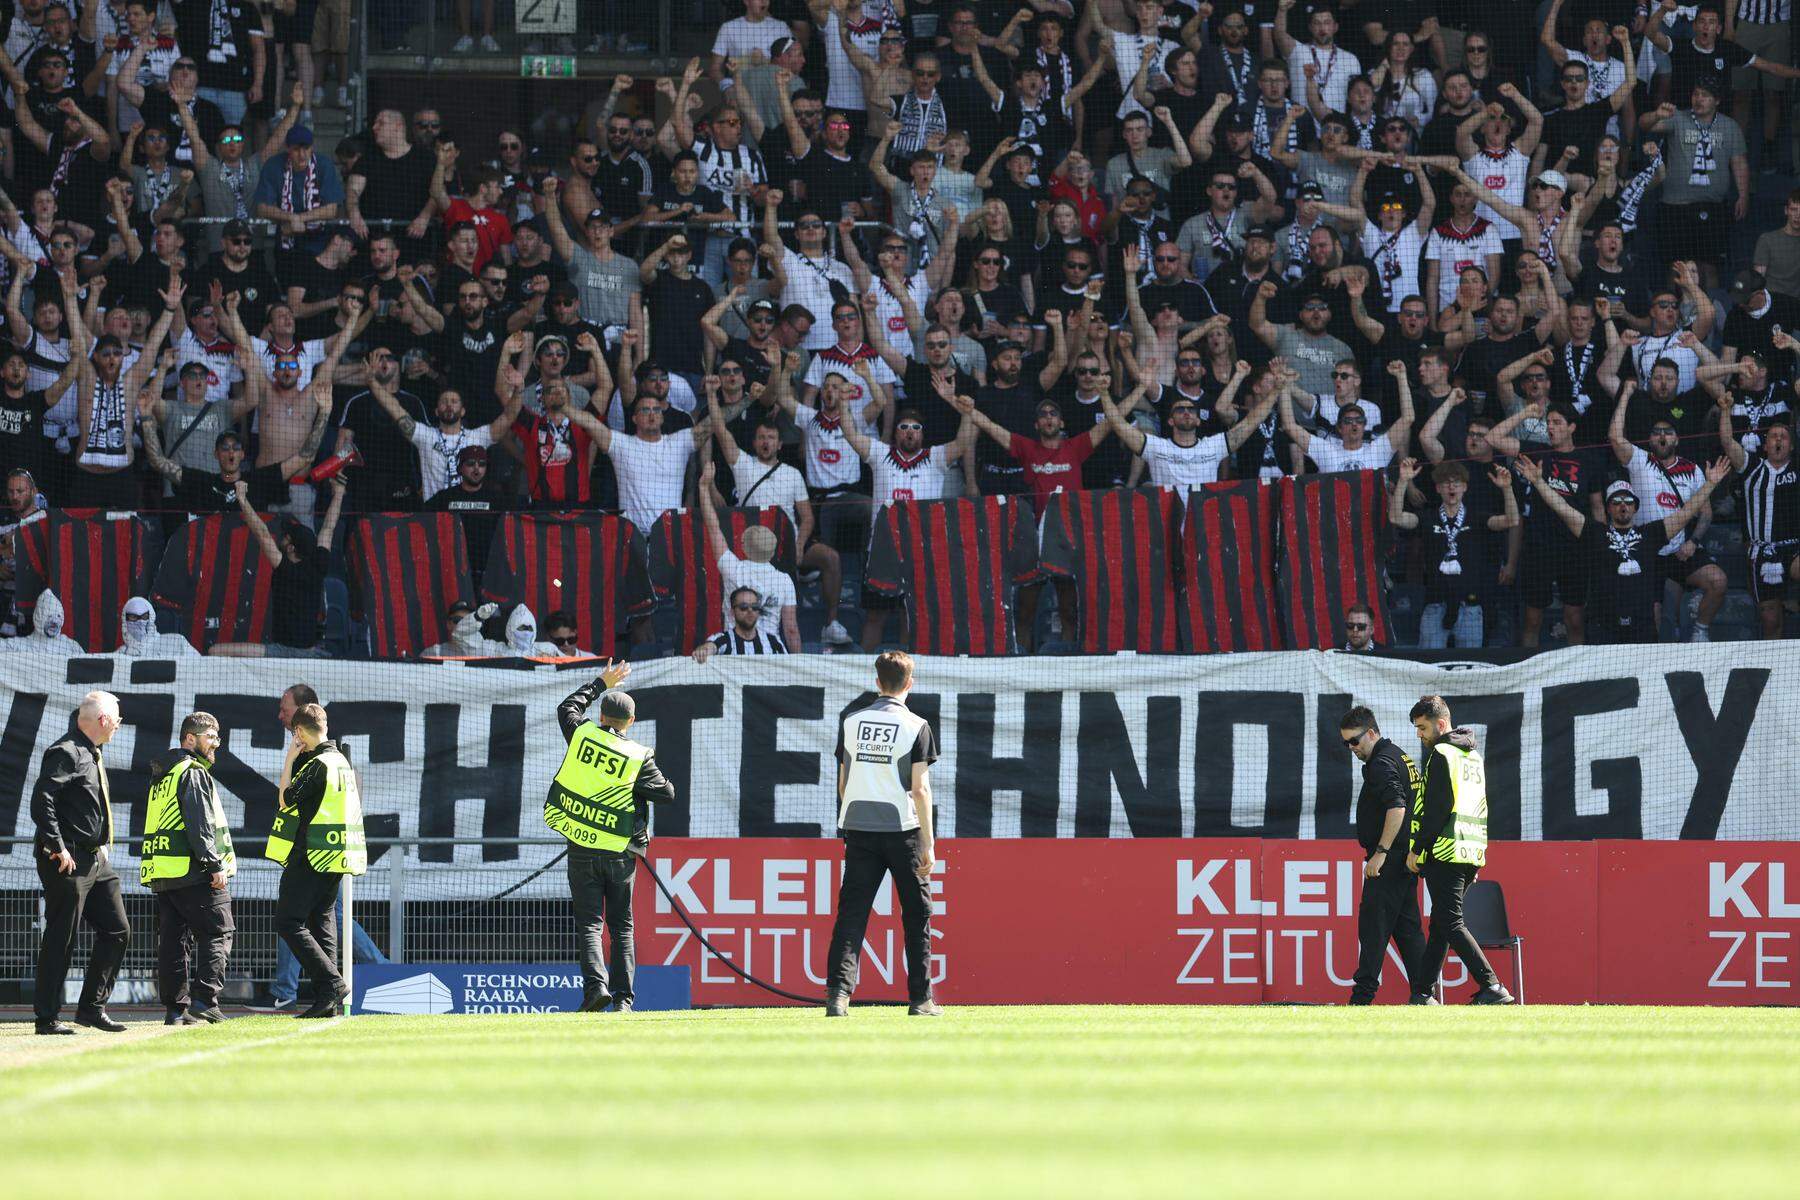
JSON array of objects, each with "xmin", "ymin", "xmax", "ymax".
[
  {"xmin": 591, "ymin": 112, "xmax": 655, "ymax": 243},
  {"xmin": 346, "ymin": 110, "xmax": 434, "ymax": 249},
  {"xmin": 140, "ymin": 710, "xmax": 234, "ymax": 1026},
  {"xmin": 1104, "ymin": 363, "xmax": 1273, "ymax": 486},
  {"xmin": 193, "ymin": 219, "xmax": 281, "ymax": 332},
  {"xmin": 1198, "ymin": 8, "xmax": 1257, "ymax": 109},
  {"xmin": 1722, "ymin": 406, "xmax": 1800, "ymax": 638},
  {"xmin": 425, "ymin": 448, "xmax": 510, "ymax": 580},
  {"xmin": 967, "ymin": 313, "xmax": 1070, "ymax": 494},
  {"xmin": 1249, "ymin": 282, "xmax": 1352, "ymax": 396},
  {"xmin": 0, "ymin": 344, "xmax": 76, "ymax": 486},
  {"xmin": 1205, "ymin": 225, "xmax": 1281, "ymax": 335},
  {"xmin": 1712, "ymin": 342, "xmax": 1792, "ymax": 458},
  {"xmin": 1608, "ymin": 381, "xmax": 1727, "ymax": 641},
  {"xmin": 369, "ymin": 367, "xmax": 524, "ymax": 503}
]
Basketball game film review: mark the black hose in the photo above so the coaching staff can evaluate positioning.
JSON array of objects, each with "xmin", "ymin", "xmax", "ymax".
[
  {"xmin": 440, "ymin": 848, "xmax": 569, "ymax": 918},
  {"xmin": 639, "ymin": 854, "xmax": 827, "ymax": 1005}
]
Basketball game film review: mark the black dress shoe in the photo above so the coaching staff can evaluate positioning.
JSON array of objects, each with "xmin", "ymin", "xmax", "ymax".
[
  {"xmin": 190, "ymin": 1007, "xmax": 225, "ymax": 1024},
  {"xmin": 166, "ymin": 1011, "xmax": 203, "ymax": 1026},
  {"xmin": 74, "ymin": 1010, "xmax": 127, "ymax": 1032},
  {"xmin": 907, "ymin": 1001, "xmax": 943, "ymax": 1017},
  {"xmin": 296, "ymin": 983, "xmax": 350, "ymax": 1019},
  {"xmin": 607, "ymin": 998, "xmax": 633, "ymax": 1013},
  {"xmin": 824, "ymin": 991, "xmax": 849, "ymax": 1017},
  {"xmin": 35, "ymin": 1020, "xmax": 77, "ymax": 1035}
]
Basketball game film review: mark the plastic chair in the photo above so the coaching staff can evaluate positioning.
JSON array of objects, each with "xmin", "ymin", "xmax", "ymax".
[{"xmin": 1463, "ymin": 879, "xmax": 1525, "ymax": 1004}]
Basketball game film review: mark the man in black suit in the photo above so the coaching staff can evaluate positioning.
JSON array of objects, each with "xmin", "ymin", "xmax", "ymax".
[{"xmin": 31, "ymin": 690, "xmax": 131, "ymax": 1035}]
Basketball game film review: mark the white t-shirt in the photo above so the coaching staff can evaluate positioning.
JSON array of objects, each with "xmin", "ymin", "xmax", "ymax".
[
  {"xmin": 865, "ymin": 440, "xmax": 952, "ymax": 504},
  {"xmin": 1624, "ymin": 445, "xmax": 1702, "ymax": 552},
  {"xmin": 712, "ymin": 15, "xmax": 788, "ymax": 63},
  {"xmin": 792, "ymin": 402, "xmax": 872, "ymax": 490},
  {"xmin": 1461, "ymin": 148, "xmax": 1531, "ymax": 241},
  {"xmin": 1630, "ymin": 331, "xmax": 1701, "ymax": 394},
  {"xmin": 1140, "ymin": 431, "xmax": 1231, "ymax": 489},
  {"xmin": 1361, "ymin": 220, "xmax": 1427, "ymax": 314},
  {"xmin": 1309, "ymin": 434, "xmax": 1395, "ymax": 473},
  {"xmin": 606, "ymin": 427, "xmax": 696, "ymax": 532},
  {"xmin": 1313, "ymin": 393, "xmax": 1385, "ymax": 431},
  {"xmin": 871, "ymin": 270, "xmax": 931, "ymax": 353},
  {"xmin": 729, "ymin": 454, "xmax": 810, "ymax": 528},
  {"xmin": 1288, "ymin": 43, "xmax": 1362, "ymax": 114},
  {"xmin": 175, "ymin": 329, "xmax": 244, "ymax": 407},
  {"xmin": 822, "ymin": 10, "xmax": 885, "ymax": 112},
  {"xmin": 804, "ymin": 346, "xmax": 897, "ymax": 409},
  {"xmin": 252, "ymin": 336, "xmax": 328, "ymax": 391},
  {"xmin": 718, "ymin": 548, "xmax": 796, "ymax": 636},
  {"xmin": 409, "ymin": 422, "xmax": 496, "ymax": 501},
  {"xmin": 1424, "ymin": 221, "xmax": 1505, "ymax": 310},
  {"xmin": 780, "ymin": 248, "xmax": 854, "ymax": 348}
]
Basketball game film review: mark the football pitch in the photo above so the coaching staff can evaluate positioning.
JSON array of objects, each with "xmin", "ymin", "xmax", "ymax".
[{"xmin": 4, "ymin": 1005, "xmax": 1798, "ymax": 1198}]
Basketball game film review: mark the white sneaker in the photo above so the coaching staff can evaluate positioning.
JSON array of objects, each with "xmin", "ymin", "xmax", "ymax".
[
  {"xmin": 336, "ymin": 85, "xmax": 350, "ymax": 108},
  {"xmin": 478, "ymin": 34, "xmax": 501, "ymax": 53},
  {"xmin": 821, "ymin": 620, "xmax": 853, "ymax": 646},
  {"xmin": 1689, "ymin": 624, "xmax": 1710, "ymax": 643},
  {"xmin": 452, "ymin": 35, "xmax": 474, "ymax": 52},
  {"xmin": 311, "ymin": 85, "xmax": 324, "ymax": 107}
]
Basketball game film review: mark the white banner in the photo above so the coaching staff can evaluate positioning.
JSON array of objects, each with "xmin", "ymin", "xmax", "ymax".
[{"xmin": 0, "ymin": 648, "xmax": 1790, "ymax": 896}]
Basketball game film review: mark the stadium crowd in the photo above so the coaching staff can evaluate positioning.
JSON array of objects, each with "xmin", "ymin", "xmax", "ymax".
[{"xmin": 0, "ymin": 0, "xmax": 1797, "ymax": 656}]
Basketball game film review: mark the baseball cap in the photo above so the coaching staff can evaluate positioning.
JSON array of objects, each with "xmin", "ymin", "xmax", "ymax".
[
  {"xmin": 748, "ymin": 298, "xmax": 778, "ymax": 317},
  {"xmin": 1298, "ymin": 181, "xmax": 1325, "ymax": 200},
  {"xmin": 179, "ymin": 360, "xmax": 209, "ymax": 379},
  {"xmin": 599, "ymin": 690, "xmax": 636, "ymax": 722},
  {"xmin": 444, "ymin": 598, "xmax": 475, "ymax": 619},
  {"xmin": 993, "ymin": 338, "xmax": 1025, "ymax": 355},
  {"xmin": 586, "ymin": 207, "xmax": 612, "ymax": 224},
  {"xmin": 1224, "ymin": 110, "xmax": 1252, "ymax": 132},
  {"xmin": 1731, "ymin": 268, "xmax": 1768, "ymax": 299},
  {"xmin": 1535, "ymin": 169, "xmax": 1569, "ymax": 191},
  {"xmin": 221, "ymin": 218, "xmax": 253, "ymax": 240},
  {"xmin": 1605, "ymin": 480, "xmax": 1638, "ymax": 504},
  {"xmin": 457, "ymin": 444, "xmax": 489, "ymax": 467},
  {"xmin": 1246, "ymin": 224, "xmax": 1277, "ymax": 242},
  {"xmin": 285, "ymin": 125, "xmax": 314, "ymax": 147}
]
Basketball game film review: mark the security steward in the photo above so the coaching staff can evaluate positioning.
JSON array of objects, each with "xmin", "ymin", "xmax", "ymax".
[
  {"xmin": 548, "ymin": 661, "xmax": 674, "ymax": 1014},
  {"xmin": 30, "ymin": 690, "xmax": 131, "ymax": 1035},
  {"xmin": 142, "ymin": 712, "xmax": 237, "ymax": 1026},
  {"xmin": 1339, "ymin": 705, "xmax": 1429, "ymax": 1005},
  {"xmin": 266, "ymin": 702, "xmax": 367, "ymax": 1019},
  {"xmin": 1406, "ymin": 694, "xmax": 1515, "ymax": 1005},
  {"xmin": 824, "ymin": 651, "xmax": 940, "ymax": 1018}
]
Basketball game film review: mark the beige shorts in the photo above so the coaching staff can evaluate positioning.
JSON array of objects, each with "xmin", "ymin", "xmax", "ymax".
[
  {"xmin": 1733, "ymin": 20, "xmax": 1791, "ymax": 94},
  {"xmin": 312, "ymin": 0, "xmax": 351, "ymax": 55}
]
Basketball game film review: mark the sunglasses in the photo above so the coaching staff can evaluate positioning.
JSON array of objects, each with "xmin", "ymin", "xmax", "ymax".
[
  {"xmin": 923, "ymin": 339, "xmax": 951, "ymax": 349},
  {"xmin": 551, "ymin": 635, "xmax": 580, "ymax": 646},
  {"xmin": 1341, "ymin": 732, "xmax": 1366, "ymax": 747},
  {"xmin": 883, "ymin": 244, "xmax": 910, "ymax": 254},
  {"xmin": 732, "ymin": 603, "xmax": 759, "ymax": 612},
  {"xmin": 896, "ymin": 422, "xmax": 923, "ymax": 431},
  {"xmin": 499, "ymin": 140, "xmax": 523, "ymax": 149},
  {"xmin": 1171, "ymin": 406, "xmax": 1198, "ymax": 416},
  {"xmin": 1345, "ymin": 622, "xmax": 1371, "ymax": 632},
  {"xmin": 715, "ymin": 116, "xmax": 742, "ymax": 126},
  {"xmin": 1339, "ymin": 413, "xmax": 1367, "ymax": 425},
  {"xmin": 977, "ymin": 255, "xmax": 1002, "ymax": 265},
  {"xmin": 226, "ymin": 235, "xmax": 250, "ymax": 245},
  {"xmin": 1332, "ymin": 370, "xmax": 1357, "ymax": 380},
  {"xmin": 1064, "ymin": 261, "xmax": 1091, "ymax": 271},
  {"xmin": 1401, "ymin": 309, "xmax": 1427, "ymax": 319},
  {"xmin": 1465, "ymin": 44, "xmax": 1489, "ymax": 53},
  {"xmin": 1210, "ymin": 181, "xmax": 1238, "ymax": 189},
  {"xmin": 274, "ymin": 360, "xmax": 301, "ymax": 370},
  {"xmin": 218, "ymin": 134, "xmax": 245, "ymax": 146},
  {"xmin": 1302, "ymin": 302, "xmax": 1329, "ymax": 312},
  {"xmin": 826, "ymin": 119, "xmax": 852, "ymax": 129},
  {"xmin": 1520, "ymin": 372, "xmax": 1549, "ymax": 383},
  {"xmin": 1176, "ymin": 358, "xmax": 1203, "ymax": 367},
  {"xmin": 1075, "ymin": 367, "xmax": 1105, "ymax": 376},
  {"xmin": 577, "ymin": 153, "xmax": 599, "ymax": 163}
]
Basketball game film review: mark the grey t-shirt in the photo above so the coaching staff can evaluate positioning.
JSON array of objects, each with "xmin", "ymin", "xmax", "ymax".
[
  {"xmin": 567, "ymin": 244, "xmax": 641, "ymax": 329},
  {"xmin": 160, "ymin": 397, "xmax": 238, "ymax": 479},
  {"xmin": 1273, "ymin": 325, "xmax": 1354, "ymax": 396},
  {"xmin": 1298, "ymin": 151, "xmax": 1358, "ymax": 208},
  {"xmin": 1660, "ymin": 111, "xmax": 1746, "ymax": 206}
]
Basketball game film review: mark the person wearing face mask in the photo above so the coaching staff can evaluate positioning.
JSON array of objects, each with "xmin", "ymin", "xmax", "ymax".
[
  {"xmin": 492, "ymin": 601, "xmax": 559, "ymax": 657},
  {"xmin": 116, "ymin": 596, "xmax": 198, "ymax": 656},
  {"xmin": 7, "ymin": 589, "xmax": 84, "ymax": 653}
]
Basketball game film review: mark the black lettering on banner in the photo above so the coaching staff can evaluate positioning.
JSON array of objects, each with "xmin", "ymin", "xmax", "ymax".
[
  {"xmin": 1311, "ymin": 691, "xmax": 1356, "ymax": 841},
  {"xmin": 740, "ymin": 685, "xmax": 825, "ymax": 837},
  {"xmin": 193, "ymin": 693, "xmax": 285, "ymax": 839},
  {"xmin": 1442, "ymin": 693, "xmax": 1524, "ymax": 840},
  {"xmin": 327, "ymin": 701, "xmax": 409, "ymax": 765},
  {"xmin": 1075, "ymin": 692, "xmax": 1180, "ymax": 836},
  {"xmin": 631, "ymin": 684, "xmax": 724, "ymax": 837},
  {"xmin": 953, "ymin": 692, "xmax": 1062, "ymax": 837},
  {"xmin": 419, "ymin": 704, "xmax": 527, "ymax": 862},
  {"xmin": 1667, "ymin": 669, "xmax": 1769, "ymax": 839},
  {"xmin": 1193, "ymin": 691, "xmax": 1304, "ymax": 836},
  {"xmin": 1541, "ymin": 679, "xmax": 1641, "ymax": 839},
  {"xmin": 0, "ymin": 692, "xmax": 47, "ymax": 843}
]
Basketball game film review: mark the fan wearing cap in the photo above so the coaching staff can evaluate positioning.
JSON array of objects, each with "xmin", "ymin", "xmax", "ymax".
[
  {"xmin": 115, "ymin": 597, "xmax": 199, "ymax": 657},
  {"xmin": 1517, "ymin": 453, "xmax": 1730, "ymax": 644},
  {"xmin": 541, "ymin": 176, "xmax": 641, "ymax": 331},
  {"xmin": 1248, "ymin": 280, "xmax": 1353, "ymax": 397},
  {"xmin": 422, "ymin": 599, "xmax": 497, "ymax": 658},
  {"xmin": 141, "ymin": 404, "xmax": 320, "ymax": 521},
  {"xmin": 193, "ymin": 219, "xmax": 283, "ymax": 332},
  {"xmin": 1353, "ymin": 164, "xmax": 1438, "ymax": 317},
  {"xmin": 1271, "ymin": 179, "xmax": 1361, "ymax": 283},
  {"xmin": 170, "ymin": 292, "xmax": 245, "ymax": 412},
  {"xmin": 253, "ymin": 123, "xmax": 346, "ymax": 256},
  {"xmin": 1107, "ymin": 359, "xmax": 1276, "ymax": 489},
  {"xmin": 424, "ymin": 445, "xmax": 511, "ymax": 577},
  {"xmin": 1722, "ymin": 269, "xmax": 1800, "ymax": 366}
]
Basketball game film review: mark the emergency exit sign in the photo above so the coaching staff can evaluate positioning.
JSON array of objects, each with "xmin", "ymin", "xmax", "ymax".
[{"xmin": 516, "ymin": 0, "xmax": 575, "ymax": 34}]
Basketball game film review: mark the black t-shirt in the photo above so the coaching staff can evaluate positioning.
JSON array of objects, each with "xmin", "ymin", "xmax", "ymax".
[
  {"xmin": 1457, "ymin": 330, "xmax": 1538, "ymax": 419},
  {"xmin": 1522, "ymin": 446, "xmax": 1605, "ymax": 545},
  {"xmin": 426, "ymin": 482, "xmax": 513, "ymax": 579},
  {"xmin": 1723, "ymin": 295, "xmax": 1800, "ymax": 364},
  {"xmin": 1581, "ymin": 518, "xmax": 1669, "ymax": 640},
  {"xmin": 193, "ymin": 259, "xmax": 285, "ymax": 333},
  {"xmin": 338, "ymin": 386, "xmax": 429, "ymax": 510},
  {"xmin": 1138, "ymin": 278, "xmax": 1220, "ymax": 324},
  {"xmin": 1420, "ymin": 500, "xmax": 1491, "ymax": 604},
  {"xmin": 644, "ymin": 181, "xmax": 729, "ymax": 256},
  {"xmin": 353, "ymin": 144, "xmax": 436, "ymax": 222},
  {"xmin": 1356, "ymin": 738, "xmax": 1414, "ymax": 853},
  {"xmin": 288, "ymin": 256, "xmax": 350, "ymax": 341},
  {"xmin": 592, "ymin": 150, "xmax": 655, "ymax": 224},
  {"xmin": 174, "ymin": 464, "xmax": 291, "ymax": 515},
  {"xmin": 643, "ymin": 272, "xmax": 716, "ymax": 374},
  {"xmin": 1541, "ymin": 102, "xmax": 1614, "ymax": 178},
  {"xmin": 137, "ymin": 91, "xmax": 224, "ymax": 167},
  {"xmin": 1625, "ymin": 388, "xmax": 1716, "ymax": 452},
  {"xmin": 0, "ymin": 387, "xmax": 46, "ymax": 480},
  {"xmin": 723, "ymin": 335, "xmax": 778, "ymax": 390},
  {"xmin": 1666, "ymin": 39, "xmax": 1754, "ymax": 109},
  {"xmin": 797, "ymin": 146, "xmax": 876, "ymax": 222},
  {"xmin": 269, "ymin": 543, "xmax": 330, "ymax": 648},
  {"xmin": 973, "ymin": 378, "xmax": 1042, "ymax": 494},
  {"xmin": 436, "ymin": 315, "xmax": 505, "ymax": 425},
  {"xmin": 45, "ymin": 132, "xmax": 113, "ymax": 229}
]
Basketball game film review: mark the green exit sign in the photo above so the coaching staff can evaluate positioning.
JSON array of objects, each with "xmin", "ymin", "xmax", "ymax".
[{"xmin": 521, "ymin": 55, "xmax": 577, "ymax": 78}]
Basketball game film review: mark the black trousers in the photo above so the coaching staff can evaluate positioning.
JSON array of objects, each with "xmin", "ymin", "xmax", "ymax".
[
  {"xmin": 826, "ymin": 829, "xmax": 933, "ymax": 1006},
  {"xmin": 156, "ymin": 881, "xmax": 236, "ymax": 1012},
  {"xmin": 1350, "ymin": 858, "xmax": 1427, "ymax": 1003},
  {"xmin": 35, "ymin": 847, "xmax": 131, "ymax": 1023},
  {"xmin": 1419, "ymin": 859, "xmax": 1501, "ymax": 994},
  {"xmin": 568, "ymin": 847, "xmax": 636, "ymax": 1006},
  {"xmin": 275, "ymin": 863, "xmax": 344, "ymax": 997}
]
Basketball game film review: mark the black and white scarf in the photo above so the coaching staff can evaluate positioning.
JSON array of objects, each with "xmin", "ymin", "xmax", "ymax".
[
  {"xmin": 1349, "ymin": 112, "xmax": 1378, "ymax": 150},
  {"xmin": 904, "ymin": 185, "xmax": 939, "ymax": 267},
  {"xmin": 1617, "ymin": 157, "xmax": 1658, "ymax": 234},
  {"xmin": 1205, "ymin": 209, "xmax": 1238, "ymax": 259},
  {"xmin": 1688, "ymin": 116, "xmax": 1717, "ymax": 188},
  {"xmin": 277, "ymin": 154, "xmax": 322, "ymax": 249},
  {"xmin": 1563, "ymin": 340, "xmax": 1595, "ymax": 411},
  {"xmin": 1434, "ymin": 504, "xmax": 1468, "ymax": 575},
  {"xmin": 1220, "ymin": 48, "xmax": 1253, "ymax": 107},
  {"xmin": 893, "ymin": 90, "xmax": 948, "ymax": 157}
]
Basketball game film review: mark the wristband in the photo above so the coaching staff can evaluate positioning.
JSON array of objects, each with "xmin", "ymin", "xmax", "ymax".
[{"xmin": 1375, "ymin": 845, "xmax": 1390, "ymax": 854}]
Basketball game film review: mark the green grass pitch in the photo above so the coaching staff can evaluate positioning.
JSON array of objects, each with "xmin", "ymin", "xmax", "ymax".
[{"xmin": 5, "ymin": 1006, "xmax": 1799, "ymax": 1198}]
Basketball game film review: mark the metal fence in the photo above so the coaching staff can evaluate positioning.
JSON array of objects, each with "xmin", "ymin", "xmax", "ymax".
[{"xmin": 0, "ymin": 837, "xmax": 578, "ymax": 1006}]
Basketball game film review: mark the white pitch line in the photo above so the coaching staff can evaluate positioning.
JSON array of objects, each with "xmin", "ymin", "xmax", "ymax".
[{"xmin": 0, "ymin": 1019, "xmax": 349, "ymax": 1114}]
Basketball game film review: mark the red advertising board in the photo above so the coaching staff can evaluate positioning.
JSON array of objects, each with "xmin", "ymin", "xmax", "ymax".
[{"xmin": 634, "ymin": 839, "xmax": 1798, "ymax": 1006}]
